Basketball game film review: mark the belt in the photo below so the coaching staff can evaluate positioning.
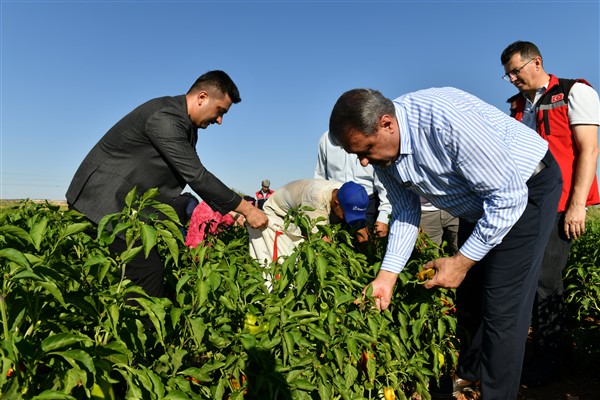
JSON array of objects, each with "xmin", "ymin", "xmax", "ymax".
[
  {"xmin": 530, "ymin": 159, "xmax": 546, "ymax": 179},
  {"xmin": 530, "ymin": 151, "xmax": 552, "ymax": 180}
]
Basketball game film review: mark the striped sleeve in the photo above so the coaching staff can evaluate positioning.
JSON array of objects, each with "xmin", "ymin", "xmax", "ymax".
[{"xmin": 375, "ymin": 167, "xmax": 421, "ymax": 273}]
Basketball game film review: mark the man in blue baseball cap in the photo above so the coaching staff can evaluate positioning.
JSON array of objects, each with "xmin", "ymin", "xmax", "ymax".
[
  {"xmin": 247, "ymin": 179, "xmax": 368, "ymax": 281},
  {"xmin": 336, "ymin": 181, "xmax": 370, "ymax": 227}
]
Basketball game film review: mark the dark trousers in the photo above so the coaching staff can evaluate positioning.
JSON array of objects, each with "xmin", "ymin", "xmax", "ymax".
[
  {"xmin": 109, "ymin": 236, "xmax": 165, "ymax": 298},
  {"xmin": 455, "ymin": 151, "xmax": 562, "ymax": 399},
  {"xmin": 531, "ymin": 212, "xmax": 572, "ymax": 362},
  {"xmin": 68, "ymin": 201, "xmax": 166, "ymax": 299}
]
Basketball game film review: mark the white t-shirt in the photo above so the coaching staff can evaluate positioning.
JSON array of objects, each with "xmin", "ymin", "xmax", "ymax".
[{"xmin": 568, "ymin": 83, "xmax": 600, "ymax": 125}]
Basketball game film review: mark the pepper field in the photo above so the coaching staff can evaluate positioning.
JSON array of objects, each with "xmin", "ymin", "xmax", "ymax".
[{"xmin": 1, "ymin": 191, "xmax": 598, "ymax": 399}]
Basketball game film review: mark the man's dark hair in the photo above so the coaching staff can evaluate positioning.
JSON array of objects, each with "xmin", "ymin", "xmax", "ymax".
[
  {"xmin": 329, "ymin": 88, "xmax": 395, "ymax": 145},
  {"xmin": 500, "ymin": 41, "xmax": 542, "ymax": 65},
  {"xmin": 188, "ymin": 70, "xmax": 241, "ymax": 104}
]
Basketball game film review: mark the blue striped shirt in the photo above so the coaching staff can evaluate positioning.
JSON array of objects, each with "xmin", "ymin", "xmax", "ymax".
[{"xmin": 377, "ymin": 87, "xmax": 548, "ymax": 274}]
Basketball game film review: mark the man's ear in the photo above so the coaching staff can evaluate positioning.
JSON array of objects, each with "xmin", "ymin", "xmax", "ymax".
[
  {"xmin": 331, "ymin": 189, "xmax": 340, "ymax": 206},
  {"xmin": 197, "ymin": 91, "xmax": 209, "ymax": 106},
  {"xmin": 380, "ymin": 114, "xmax": 394, "ymax": 131}
]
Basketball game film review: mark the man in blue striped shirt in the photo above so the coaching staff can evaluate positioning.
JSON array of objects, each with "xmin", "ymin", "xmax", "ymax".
[{"xmin": 329, "ymin": 87, "xmax": 562, "ymax": 399}]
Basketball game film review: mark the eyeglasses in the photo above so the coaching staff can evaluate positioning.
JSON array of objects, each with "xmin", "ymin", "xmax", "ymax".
[{"xmin": 502, "ymin": 58, "xmax": 535, "ymax": 81}]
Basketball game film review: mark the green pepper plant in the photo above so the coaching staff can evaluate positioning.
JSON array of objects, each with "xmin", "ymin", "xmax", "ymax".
[{"xmin": 1, "ymin": 190, "xmax": 461, "ymax": 399}]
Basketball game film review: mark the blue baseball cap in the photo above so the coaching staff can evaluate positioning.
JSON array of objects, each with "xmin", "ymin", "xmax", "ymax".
[{"xmin": 337, "ymin": 181, "xmax": 369, "ymax": 226}]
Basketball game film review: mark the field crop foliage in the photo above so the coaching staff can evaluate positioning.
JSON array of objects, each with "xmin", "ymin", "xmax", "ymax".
[{"xmin": 0, "ymin": 191, "xmax": 598, "ymax": 399}]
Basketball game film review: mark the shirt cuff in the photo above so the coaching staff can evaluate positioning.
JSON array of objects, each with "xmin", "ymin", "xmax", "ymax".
[
  {"xmin": 458, "ymin": 234, "xmax": 493, "ymax": 262},
  {"xmin": 380, "ymin": 251, "xmax": 409, "ymax": 274}
]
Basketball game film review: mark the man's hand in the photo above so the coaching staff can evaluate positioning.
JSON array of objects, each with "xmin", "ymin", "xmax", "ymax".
[
  {"xmin": 422, "ymin": 252, "xmax": 476, "ymax": 289},
  {"xmin": 244, "ymin": 207, "xmax": 268, "ymax": 229},
  {"xmin": 373, "ymin": 221, "xmax": 389, "ymax": 237},
  {"xmin": 228, "ymin": 211, "xmax": 247, "ymax": 227},
  {"xmin": 566, "ymin": 123, "xmax": 599, "ymax": 239},
  {"xmin": 357, "ymin": 270, "xmax": 398, "ymax": 311},
  {"xmin": 235, "ymin": 199, "xmax": 268, "ymax": 229},
  {"xmin": 564, "ymin": 205, "xmax": 587, "ymax": 240}
]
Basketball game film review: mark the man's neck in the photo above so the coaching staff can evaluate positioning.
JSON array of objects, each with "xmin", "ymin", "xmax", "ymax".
[{"xmin": 524, "ymin": 73, "xmax": 551, "ymax": 102}]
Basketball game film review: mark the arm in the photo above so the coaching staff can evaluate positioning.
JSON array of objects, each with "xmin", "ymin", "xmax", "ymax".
[
  {"xmin": 365, "ymin": 195, "xmax": 419, "ymax": 311},
  {"xmin": 446, "ymin": 108, "xmax": 531, "ymax": 263},
  {"xmin": 564, "ymin": 83, "xmax": 600, "ymax": 239},
  {"xmin": 376, "ymin": 168, "xmax": 422, "ymax": 275},
  {"xmin": 361, "ymin": 167, "xmax": 420, "ymax": 310},
  {"xmin": 419, "ymin": 99, "xmax": 539, "ymax": 290},
  {"xmin": 146, "ymin": 108, "xmax": 242, "ymax": 214},
  {"xmin": 564, "ymin": 124, "xmax": 599, "ymax": 239}
]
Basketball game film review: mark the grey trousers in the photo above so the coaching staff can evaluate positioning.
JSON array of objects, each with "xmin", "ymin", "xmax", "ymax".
[{"xmin": 420, "ymin": 208, "xmax": 459, "ymax": 254}]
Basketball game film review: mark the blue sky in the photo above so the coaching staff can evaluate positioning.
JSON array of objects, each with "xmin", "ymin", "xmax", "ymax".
[{"xmin": 1, "ymin": 1, "xmax": 599, "ymax": 201}]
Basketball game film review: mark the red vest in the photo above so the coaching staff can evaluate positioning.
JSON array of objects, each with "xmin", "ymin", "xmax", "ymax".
[
  {"xmin": 507, "ymin": 74, "xmax": 600, "ymax": 212},
  {"xmin": 255, "ymin": 189, "xmax": 274, "ymax": 201}
]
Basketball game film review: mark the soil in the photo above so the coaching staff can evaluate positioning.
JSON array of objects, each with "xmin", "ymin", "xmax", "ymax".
[
  {"xmin": 517, "ymin": 327, "xmax": 599, "ymax": 400},
  {"xmin": 439, "ymin": 363, "xmax": 598, "ymax": 400},
  {"xmin": 431, "ymin": 334, "xmax": 599, "ymax": 400},
  {"xmin": 517, "ymin": 361, "xmax": 599, "ymax": 400}
]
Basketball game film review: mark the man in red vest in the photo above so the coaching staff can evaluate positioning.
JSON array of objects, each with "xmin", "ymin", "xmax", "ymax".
[
  {"xmin": 255, "ymin": 179, "xmax": 275, "ymax": 210},
  {"xmin": 501, "ymin": 40, "xmax": 600, "ymax": 386}
]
